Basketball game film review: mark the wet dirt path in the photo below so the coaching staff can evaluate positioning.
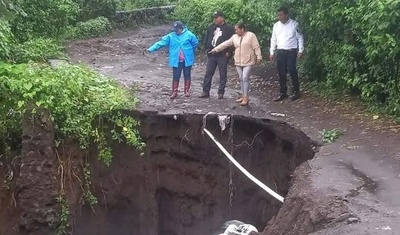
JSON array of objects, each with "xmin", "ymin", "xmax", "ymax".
[{"xmin": 67, "ymin": 25, "xmax": 400, "ymax": 234}]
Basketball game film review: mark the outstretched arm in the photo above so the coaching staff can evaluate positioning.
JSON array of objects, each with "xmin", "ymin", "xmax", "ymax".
[
  {"xmin": 147, "ymin": 34, "xmax": 170, "ymax": 52},
  {"xmin": 212, "ymin": 36, "xmax": 234, "ymax": 53}
]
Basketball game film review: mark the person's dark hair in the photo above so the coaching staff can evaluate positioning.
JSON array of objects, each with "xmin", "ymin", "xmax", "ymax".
[
  {"xmin": 235, "ymin": 22, "xmax": 246, "ymax": 31},
  {"xmin": 278, "ymin": 6, "xmax": 289, "ymax": 14}
]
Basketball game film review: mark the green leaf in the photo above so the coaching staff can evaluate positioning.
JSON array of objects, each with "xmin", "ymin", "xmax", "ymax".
[
  {"xmin": 23, "ymin": 82, "xmax": 32, "ymax": 91},
  {"xmin": 17, "ymin": 100, "xmax": 24, "ymax": 108}
]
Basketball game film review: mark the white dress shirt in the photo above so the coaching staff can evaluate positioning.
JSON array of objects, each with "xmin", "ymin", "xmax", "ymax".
[{"xmin": 270, "ymin": 18, "xmax": 304, "ymax": 55}]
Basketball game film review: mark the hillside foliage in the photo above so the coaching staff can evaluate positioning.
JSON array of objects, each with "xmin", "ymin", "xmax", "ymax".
[{"xmin": 175, "ymin": 0, "xmax": 400, "ymax": 117}]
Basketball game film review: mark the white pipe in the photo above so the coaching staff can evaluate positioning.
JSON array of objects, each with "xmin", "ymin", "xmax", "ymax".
[{"xmin": 203, "ymin": 128, "xmax": 285, "ymax": 203}]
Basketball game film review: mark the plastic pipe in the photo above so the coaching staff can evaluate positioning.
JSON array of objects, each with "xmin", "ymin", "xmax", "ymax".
[{"xmin": 203, "ymin": 128, "xmax": 285, "ymax": 203}]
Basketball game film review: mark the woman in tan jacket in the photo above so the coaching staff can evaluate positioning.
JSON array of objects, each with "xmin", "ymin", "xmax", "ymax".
[{"xmin": 209, "ymin": 22, "xmax": 262, "ymax": 106}]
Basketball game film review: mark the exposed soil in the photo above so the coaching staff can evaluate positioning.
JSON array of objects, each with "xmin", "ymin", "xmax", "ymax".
[
  {"xmin": 0, "ymin": 109, "xmax": 316, "ymax": 235},
  {"xmin": 73, "ymin": 111, "xmax": 316, "ymax": 235},
  {"xmin": 1, "ymin": 23, "xmax": 400, "ymax": 235},
  {"xmin": 0, "ymin": 163, "xmax": 15, "ymax": 234},
  {"xmin": 66, "ymin": 25, "xmax": 400, "ymax": 235},
  {"xmin": 0, "ymin": 109, "xmax": 60, "ymax": 235}
]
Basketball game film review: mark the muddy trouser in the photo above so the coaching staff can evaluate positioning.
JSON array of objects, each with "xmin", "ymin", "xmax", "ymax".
[
  {"xmin": 236, "ymin": 66, "xmax": 252, "ymax": 96},
  {"xmin": 276, "ymin": 49, "xmax": 299, "ymax": 95},
  {"xmin": 202, "ymin": 55, "xmax": 229, "ymax": 95},
  {"xmin": 173, "ymin": 61, "xmax": 191, "ymax": 82}
]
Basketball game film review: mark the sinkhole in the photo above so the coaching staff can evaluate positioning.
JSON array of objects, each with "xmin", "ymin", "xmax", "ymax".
[{"xmin": 73, "ymin": 111, "xmax": 316, "ymax": 235}]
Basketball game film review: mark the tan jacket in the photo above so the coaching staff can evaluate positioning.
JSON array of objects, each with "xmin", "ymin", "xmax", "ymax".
[{"xmin": 213, "ymin": 31, "xmax": 262, "ymax": 66}]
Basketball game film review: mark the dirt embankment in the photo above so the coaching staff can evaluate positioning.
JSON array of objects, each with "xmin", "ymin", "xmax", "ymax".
[
  {"xmin": 0, "ymin": 109, "xmax": 60, "ymax": 235},
  {"xmin": 0, "ymin": 110, "xmax": 316, "ymax": 235}
]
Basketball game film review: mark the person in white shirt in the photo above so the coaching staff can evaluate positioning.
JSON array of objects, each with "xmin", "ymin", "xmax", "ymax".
[{"xmin": 269, "ymin": 6, "xmax": 304, "ymax": 101}]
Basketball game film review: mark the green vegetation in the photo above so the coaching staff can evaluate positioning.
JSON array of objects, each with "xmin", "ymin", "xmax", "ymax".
[
  {"xmin": 0, "ymin": 62, "xmax": 144, "ymax": 164},
  {"xmin": 118, "ymin": 0, "xmax": 172, "ymax": 10},
  {"xmin": 56, "ymin": 195, "xmax": 70, "ymax": 235},
  {"xmin": 83, "ymin": 163, "xmax": 98, "ymax": 206},
  {"xmin": 0, "ymin": 1, "xmax": 145, "ymax": 233},
  {"xmin": 320, "ymin": 128, "xmax": 344, "ymax": 143},
  {"xmin": 174, "ymin": 0, "xmax": 276, "ymax": 47},
  {"xmin": 11, "ymin": 0, "xmax": 80, "ymax": 41},
  {"xmin": 174, "ymin": 0, "xmax": 400, "ymax": 119},
  {"xmin": 1, "ymin": 0, "xmax": 400, "ymax": 231},
  {"xmin": 291, "ymin": 0, "xmax": 400, "ymax": 117},
  {"xmin": 69, "ymin": 16, "xmax": 113, "ymax": 39},
  {"xmin": 7, "ymin": 0, "xmax": 114, "ymax": 43},
  {"xmin": 0, "ymin": 0, "xmax": 144, "ymax": 162},
  {"xmin": 13, "ymin": 38, "xmax": 65, "ymax": 63}
]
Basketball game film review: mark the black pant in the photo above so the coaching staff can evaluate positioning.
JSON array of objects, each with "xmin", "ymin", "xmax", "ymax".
[
  {"xmin": 202, "ymin": 55, "xmax": 229, "ymax": 94},
  {"xmin": 276, "ymin": 49, "xmax": 299, "ymax": 95},
  {"xmin": 173, "ymin": 61, "xmax": 191, "ymax": 81}
]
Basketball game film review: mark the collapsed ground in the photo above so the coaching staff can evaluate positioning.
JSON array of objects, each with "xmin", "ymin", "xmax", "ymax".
[
  {"xmin": 0, "ymin": 109, "xmax": 316, "ymax": 235},
  {"xmin": 66, "ymin": 25, "xmax": 400, "ymax": 234},
  {"xmin": 73, "ymin": 112, "xmax": 316, "ymax": 235},
  {"xmin": 0, "ymin": 24, "xmax": 398, "ymax": 235}
]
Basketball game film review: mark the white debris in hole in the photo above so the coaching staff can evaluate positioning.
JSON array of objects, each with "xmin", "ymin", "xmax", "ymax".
[
  {"xmin": 217, "ymin": 220, "xmax": 258, "ymax": 235},
  {"xmin": 102, "ymin": 66, "xmax": 114, "ymax": 69},
  {"xmin": 173, "ymin": 115, "xmax": 178, "ymax": 120},
  {"xmin": 375, "ymin": 226, "xmax": 392, "ymax": 230},
  {"xmin": 218, "ymin": 115, "xmax": 230, "ymax": 131},
  {"xmin": 270, "ymin": 112, "xmax": 286, "ymax": 117}
]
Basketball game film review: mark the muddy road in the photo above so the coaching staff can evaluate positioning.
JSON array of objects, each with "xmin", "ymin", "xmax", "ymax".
[{"xmin": 67, "ymin": 25, "xmax": 400, "ymax": 234}]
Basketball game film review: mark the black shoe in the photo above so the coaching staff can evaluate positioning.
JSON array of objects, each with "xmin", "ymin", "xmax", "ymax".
[
  {"xmin": 290, "ymin": 92, "xmax": 300, "ymax": 101},
  {"xmin": 273, "ymin": 94, "xmax": 288, "ymax": 102},
  {"xmin": 218, "ymin": 94, "xmax": 224, "ymax": 99},
  {"xmin": 198, "ymin": 92, "xmax": 210, "ymax": 98}
]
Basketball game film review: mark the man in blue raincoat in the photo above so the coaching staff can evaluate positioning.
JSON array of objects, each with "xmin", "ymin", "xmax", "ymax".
[{"xmin": 147, "ymin": 21, "xmax": 199, "ymax": 99}]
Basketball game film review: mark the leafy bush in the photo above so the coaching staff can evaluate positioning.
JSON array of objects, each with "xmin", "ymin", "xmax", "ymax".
[
  {"xmin": 174, "ymin": 0, "xmax": 242, "ymax": 41},
  {"xmin": 174, "ymin": 0, "xmax": 276, "ymax": 46},
  {"xmin": 11, "ymin": 0, "xmax": 80, "ymax": 41},
  {"xmin": 12, "ymin": 38, "xmax": 65, "ymax": 63},
  {"xmin": 240, "ymin": 0, "xmax": 279, "ymax": 47},
  {"xmin": 118, "ymin": 0, "xmax": 171, "ymax": 10},
  {"xmin": 9, "ymin": 0, "xmax": 118, "ymax": 40},
  {"xmin": 0, "ymin": 62, "xmax": 144, "ymax": 166},
  {"xmin": 175, "ymin": 0, "xmax": 400, "ymax": 117},
  {"xmin": 0, "ymin": 0, "xmax": 26, "ymax": 21},
  {"xmin": 77, "ymin": 0, "xmax": 119, "ymax": 21},
  {"xmin": 1, "ymin": 20, "xmax": 65, "ymax": 63},
  {"xmin": 289, "ymin": 0, "xmax": 400, "ymax": 116},
  {"xmin": 320, "ymin": 128, "xmax": 344, "ymax": 143},
  {"xmin": 69, "ymin": 16, "xmax": 112, "ymax": 39},
  {"xmin": 0, "ymin": 20, "xmax": 13, "ymax": 61}
]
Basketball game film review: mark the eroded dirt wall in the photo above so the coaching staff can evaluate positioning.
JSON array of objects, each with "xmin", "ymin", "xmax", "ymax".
[{"xmin": 73, "ymin": 111, "xmax": 316, "ymax": 235}]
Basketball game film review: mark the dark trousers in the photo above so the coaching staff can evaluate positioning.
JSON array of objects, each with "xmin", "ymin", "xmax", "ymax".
[
  {"xmin": 202, "ymin": 55, "xmax": 229, "ymax": 94},
  {"xmin": 276, "ymin": 49, "xmax": 300, "ymax": 95},
  {"xmin": 173, "ymin": 61, "xmax": 192, "ymax": 81}
]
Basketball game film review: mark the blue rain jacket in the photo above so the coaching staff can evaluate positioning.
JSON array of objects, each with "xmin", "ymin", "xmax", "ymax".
[{"xmin": 148, "ymin": 27, "xmax": 199, "ymax": 68}]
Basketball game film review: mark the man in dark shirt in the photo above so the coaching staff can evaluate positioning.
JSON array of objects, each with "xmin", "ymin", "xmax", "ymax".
[{"xmin": 199, "ymin": 10, "xmax": 234, "ymax": 99}]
